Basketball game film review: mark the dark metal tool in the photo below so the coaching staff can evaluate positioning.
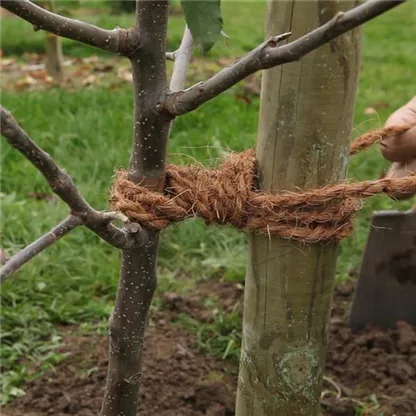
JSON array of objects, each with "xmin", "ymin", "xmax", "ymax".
[{"xmin": 349, "ymin": 210, "xmax": 416, "ymax": 330}]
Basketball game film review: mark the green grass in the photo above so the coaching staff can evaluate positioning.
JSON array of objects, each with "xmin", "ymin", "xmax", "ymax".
[
  {"xmin": 1, "ymin": 0, "xmax": 416, "ymax": 405},
  {"xmin": 0, "ymin": 1, "xmax": 265, "ymax": 58}
]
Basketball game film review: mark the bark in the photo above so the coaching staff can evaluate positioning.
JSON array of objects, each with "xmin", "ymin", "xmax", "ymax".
[
  {"xmin": 235, "ymin": 1, "xmax": 362, "ymax": 415},
  {"xmin": 101, "ymin": 2, "xmax": 172, "ymax": 415}
]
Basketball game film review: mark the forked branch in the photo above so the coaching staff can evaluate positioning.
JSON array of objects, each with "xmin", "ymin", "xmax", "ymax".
[
  {"xmin": 0, "ymin": 106, "xmax": 144, "ymax": 251},
  {"xmin": 0, "ymin": 0, "xmax": 140, "ymax": 56},
  {"xmin": 163, "ymin": 0, "xmax": 406, "ymax": 115},
  {"xmin": 0, "ymin": 215, "xmax": 83, "ymax": 283}
]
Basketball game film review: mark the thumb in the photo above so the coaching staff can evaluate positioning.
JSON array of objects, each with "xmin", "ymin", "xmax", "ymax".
[{"xmin": 381, "ymin": 96, "xmax": 416, "ymax": 162}]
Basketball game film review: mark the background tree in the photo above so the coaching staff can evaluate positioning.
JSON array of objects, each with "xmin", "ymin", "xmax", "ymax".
[
  {"xmin": 42, "ymin": 1, "xmax": 64, "ymax": 82},
  {"xmin": 32, "ymin": 0, "xmax": 65, "ymax": 81},
  {"xmin": 0, "ymin": 0, "xmax": 407, "ymax": 415}
]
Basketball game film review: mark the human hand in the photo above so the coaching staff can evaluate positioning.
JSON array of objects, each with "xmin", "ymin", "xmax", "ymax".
[
  {"xmin": 381, "ymin": 96, "xmax": 416, "ymax": 200},
  {"xmin": 380, "ymin": 96, "xmax": 416, "ymax": 162}
]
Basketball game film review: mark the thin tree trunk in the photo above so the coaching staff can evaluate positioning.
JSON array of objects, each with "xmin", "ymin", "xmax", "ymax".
[
  {"xmin": 42, "ymin": 0, "xmax": 64, "ymax": 82},
  {"xmin": 236, "ymin": 1, "xmax": 362, "ymax": 415},
  {"xmin": 101, "ymin": 2, "xmax": 172, "ymax": 415}
]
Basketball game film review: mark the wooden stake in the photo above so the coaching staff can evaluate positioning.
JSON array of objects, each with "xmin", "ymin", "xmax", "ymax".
[{"xmin": 235, "ymin": 1, "xmax": 362, "ymax": 415}]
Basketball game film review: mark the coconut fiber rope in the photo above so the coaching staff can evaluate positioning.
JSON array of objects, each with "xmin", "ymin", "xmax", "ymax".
[{"xmin": 110, "ymin": 125, "xmax": 416, "ymax": 243}]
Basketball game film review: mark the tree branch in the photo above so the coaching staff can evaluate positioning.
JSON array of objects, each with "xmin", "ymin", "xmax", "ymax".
[
  {"xmin": 0, "ymin": 107, "xmax": 144, "ymax": 250},
  {"xmin": 0, "ymin": 215, "xmax": 82, "ymax": 283},
  {"xmin": 170, "ymin": 26, "xmax": 193, "ymax": 92},
  {"xmin": 163, "ymin": 0, "xmax": 406, "ymax": 116},
  {"xmin": 0, "ymin": 0, "xmax": 140, "ymax": 56}
]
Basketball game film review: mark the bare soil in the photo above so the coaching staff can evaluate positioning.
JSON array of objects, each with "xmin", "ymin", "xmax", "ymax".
[{"xmin": 3, "ymin": 279, "xmax": 416, "ymax": 416}]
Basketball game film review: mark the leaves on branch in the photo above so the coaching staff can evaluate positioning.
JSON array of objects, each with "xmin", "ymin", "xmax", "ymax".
[{"xmin": 180, "ymin": 0, "xmax": 223, "ymax": 53}]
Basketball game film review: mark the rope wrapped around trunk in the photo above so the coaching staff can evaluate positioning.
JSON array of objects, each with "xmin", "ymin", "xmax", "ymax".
[{"xmin": 110, "ymin": 125, "xmax": 416, "ymax": 243}]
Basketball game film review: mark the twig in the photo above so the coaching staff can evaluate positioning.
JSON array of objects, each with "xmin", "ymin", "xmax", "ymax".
[
  {"xmin": 323, "ymin": 376, "xmax": 342, "ymax": 400},
  {"xmin": 0, "ymin": 215, "xmax": 82, "ymax": 283},
  {"xmin": 1, "ymin": 0, "xmax": 140, "ymax": 56},
  {"xmin": 166, "ymin": 52, "xmax": 176, "ymax": 61},
  {"xmin": 170, "ymin": 26, "xmax": 193, "ymax": 92},
  {"xmin": 163, "ymin": 0, "xmax": 406, "ymax": 115},
  {"xmin": 0, "ymin": 106, "xmax": 143, "ymax": 250}
]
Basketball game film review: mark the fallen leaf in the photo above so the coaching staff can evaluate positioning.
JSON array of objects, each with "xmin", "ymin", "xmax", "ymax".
[
  {"xmin": 28, "ymin": 69, "xmax": 53, "ymax": 82},
  {"xmin": 117, "ymin": 67, "xmax": 133, "ymax": 82},
  {"xmin": 93, "ymin": 64, "xmax": 114, "ymax": 73},
  {"xmin": 364, "ymin": 107, "xmax": 377, "ymax": 115},
  {"xmin": 82, "ymin": 55, "xmax": 100, "ymax": 64},
  {"xmin": 22, "ymin": 52, "xmax": 43, "ymax": 64},
  {"xmin": 23, "ymin": 63, "xmax": 45, "ymax": 72},
  {"xmin": 15, "ymin": 75, "xmax": 38, "ymax": 90},
  {"xmin": 81, "ymin": 74, "xmax": 98, "ymax": 86},
  {"xmin": 0, "ymin": 57, "xmax": 16, "ymax": 67}
]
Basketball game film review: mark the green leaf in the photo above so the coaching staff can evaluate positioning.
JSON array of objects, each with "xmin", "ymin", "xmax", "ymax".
[{"xmin": 181, "ymin": 0, "xmax": 223, "ymax": 53}]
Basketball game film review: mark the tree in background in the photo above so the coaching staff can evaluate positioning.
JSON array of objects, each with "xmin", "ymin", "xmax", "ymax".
[
  {"xmin": 0, "ymin": 1, "xmax": 407, "ymax": 415},
  {"xmin": 33, "ymin": 0, "xmax": 65, "ymax": 81},
  {"xmin": 42, "ymin": 1, "xmax": 64, "ymax": 82}
]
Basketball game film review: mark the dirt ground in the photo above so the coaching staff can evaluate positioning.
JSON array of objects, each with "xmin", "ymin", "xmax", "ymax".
[{"xmin": 3, "ymin": 279, "xmax": 416, "ymax": 416}]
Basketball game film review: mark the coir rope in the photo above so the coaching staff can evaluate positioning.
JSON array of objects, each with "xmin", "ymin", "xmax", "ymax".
[{"xmin": 110, "ymin": 125, "xmax": 416, "ymax": 243}]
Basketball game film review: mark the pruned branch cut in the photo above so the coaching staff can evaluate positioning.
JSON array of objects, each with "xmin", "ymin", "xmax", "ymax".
[
  {"xmin": 0, "ymin": 215, "xmax": 83, "ymax": 283},
  {"xmin": 163, "ymin": 0, "xmax": 406, "ymax": 116},
  {"xmin": 1, "ymin": 0, "xmax": 140, "ymax": 56},
  {"xmin": 0, "ymin": 106, "xmax": 145, "ymax": 253}
]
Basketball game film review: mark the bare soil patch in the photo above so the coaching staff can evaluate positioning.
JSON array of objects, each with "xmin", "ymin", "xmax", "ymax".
[{"xmin": 3, "ymin": 279, "xmax": 416, "ymax": 416}]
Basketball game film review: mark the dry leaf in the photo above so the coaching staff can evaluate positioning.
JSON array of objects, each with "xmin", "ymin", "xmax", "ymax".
[
  {"xmin": 15, "ymin": 75, "xmax": 38, "ymax": 89},
  {"xmin": 117, "ymin": 67, "xmax": 133, "ymax": 82},
  {"xmin": 0, "ymin": 57, "xmax": 16, "ymax": 67},
  {"xmin": 93, "ymin": 63, "xmax": 114, "ymax": 73},
  {"xmin": 22, "ymin": 52, "xmax": 43, "ymax": 63},
  {"xmin": 82, "ymin": 55, "xmax": 100, "ymax": 64},
  {"xmin": 28, "ymin": 69, "xmax": 53, "ymax": 82},
  {"xmin": 364, "ymin": 107, "xmax": 377, "ymax": 115},
  {"xmin": 81, "ymin": 74, "xmax": 98, "ymax": 86}
]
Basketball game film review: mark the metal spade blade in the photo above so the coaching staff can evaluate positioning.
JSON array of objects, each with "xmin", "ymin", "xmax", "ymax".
[{"xmin": 349, "ymin": 210, "xmax": 416, "ymax": 331}]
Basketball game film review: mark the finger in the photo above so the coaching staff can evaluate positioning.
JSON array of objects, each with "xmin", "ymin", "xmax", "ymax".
[
  {"xmin": 381, "ymin": 96, "xmax": 416, "ymax": 162},
  {"xmin": 380, "ymin": 125, "xmax": 416, "ymax": 162},
  {"xmin": 385, "ymin": 96, "xmax": 416, "ymax": 127},
  {"xmin": 386, "ymin": 159, "xmax": 416, "ymax": 200}
]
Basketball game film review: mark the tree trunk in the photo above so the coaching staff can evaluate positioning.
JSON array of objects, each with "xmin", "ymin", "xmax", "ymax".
[
  {"xmin": 236, "ymin": 1, "xmax": 362, "ymax": 415},
  {"xmin": 101, "ymin": 2, "xmax": 172, "ymax": 415},
  {"xmin": 42, "ymin": 1, "xmax": 64, "ymax": 82}
]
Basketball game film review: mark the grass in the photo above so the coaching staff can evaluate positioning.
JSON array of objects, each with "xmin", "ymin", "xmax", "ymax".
[{"xmin": 1, "ymin": 0, "xmax": 416, "ymax": 405}]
